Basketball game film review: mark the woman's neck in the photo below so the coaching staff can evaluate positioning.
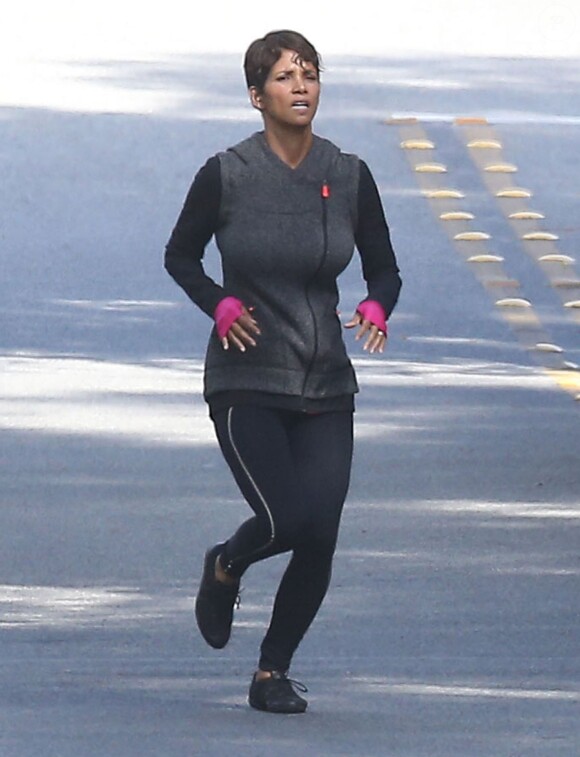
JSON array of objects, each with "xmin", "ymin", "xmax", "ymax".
[{"xmin": 263, "ymin": 124, "xmax": 314, "ymax": 169}]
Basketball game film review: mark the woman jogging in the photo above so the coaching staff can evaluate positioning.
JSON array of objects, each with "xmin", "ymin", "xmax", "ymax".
[{"xmin": 164, "ymin": 29, "xmax": 401, "ymax": 714}]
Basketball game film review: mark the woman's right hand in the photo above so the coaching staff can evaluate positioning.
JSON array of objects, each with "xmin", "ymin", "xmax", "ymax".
[{"xmin": 222, "ymin": 306, "xmax": 261, "ymax": 352}]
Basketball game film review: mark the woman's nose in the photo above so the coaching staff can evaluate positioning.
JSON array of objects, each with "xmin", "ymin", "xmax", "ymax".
[{"xmin": 293, "ymin": 77, "xmax": 307, "ymax": 92}]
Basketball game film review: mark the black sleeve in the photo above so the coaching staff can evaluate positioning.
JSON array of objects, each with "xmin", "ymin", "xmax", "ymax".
[
  {"xmin": 164, "ymin": 155, "xmax": 225, "ymax": 317},
  {"xmin": 354, "ymin": 160, "xmax": 402, "ymax": 318}
]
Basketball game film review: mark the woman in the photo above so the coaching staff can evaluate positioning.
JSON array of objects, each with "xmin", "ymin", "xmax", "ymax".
[{"xmin": 165, "ymin": 30, "xmax": 401, "ymax": 714}]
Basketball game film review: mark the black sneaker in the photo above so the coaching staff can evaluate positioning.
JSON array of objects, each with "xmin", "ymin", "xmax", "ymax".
[
  {"xmin": 195, "ymin": 543, "xmax": 239, "ymax": 649},
  {"xmin": 248, "ymin": 671, "xmax": 308, "ymax": 713}
]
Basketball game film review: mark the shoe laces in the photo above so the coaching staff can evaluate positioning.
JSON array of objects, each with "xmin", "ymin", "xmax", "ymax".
[
  {"xmin": 270, "ymin": 670, "xmax": 308, "ymax": 694},
  {"xmin": 215, "ymin": 577, "xmax": 240, "ymax": 597}
]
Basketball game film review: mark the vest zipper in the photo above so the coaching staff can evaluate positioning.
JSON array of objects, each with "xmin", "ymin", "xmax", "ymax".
[{"xmin": 301, "ymin": 181, "xmax": 330, "ymax": 403}]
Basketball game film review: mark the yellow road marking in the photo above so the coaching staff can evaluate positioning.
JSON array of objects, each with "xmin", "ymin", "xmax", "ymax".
[
  {"xmin": 546, "ymin": 370, "xmax": 580, "ymax": 399},
  {"xmin": 456, "ymin": 117, "xmax": 580, "ymax": 326},
  {"xmin": 389, "ymin": 115, "xmax": 580, "ymax": 401}
]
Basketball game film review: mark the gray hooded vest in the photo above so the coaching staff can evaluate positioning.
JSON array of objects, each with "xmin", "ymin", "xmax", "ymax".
[{"xmin": 204, "ymin": 132, "xmax": 361, "ymax": 402}]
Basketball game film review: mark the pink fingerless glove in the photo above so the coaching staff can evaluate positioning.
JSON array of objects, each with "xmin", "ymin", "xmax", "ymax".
[
  {"xmin": 356, "ymin": 300, "xmax": 388, "ymax": 333},
  {"xmin": 214, "ymin": 296, "xmax": 244, "ymax": 340}
]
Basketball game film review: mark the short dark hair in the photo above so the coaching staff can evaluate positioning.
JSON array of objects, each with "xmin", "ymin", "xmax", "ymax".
[{"xmin": 243, "ymin": 30, "xmax": 322, "ymax": 92}]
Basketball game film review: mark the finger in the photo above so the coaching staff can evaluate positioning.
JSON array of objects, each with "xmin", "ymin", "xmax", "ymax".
[
  {"xmin": 355, "ymin": 319, "xmax": 372, "ymax": 341},
  {"xmin": 344, "ymin": 312, "xmax": 362, "ymax": 329},
  {"xmin": 363, "ymin": 325, "xmax": 384, "ymax": 352},
  {"xmin": 230, "ymin": 323, "xmax": 257, "ymax": 347},
  {"xmin": 362, "ymin": 328, "xmax": 376, "ymax": 351},
  {"xmin": 238, "ymin": 313, "xmax": 261, "ymax": 335},
  {"xmin": 374, "ymin": 331, "xmax": 387, "ymax": 353},
  {"xmin": 227, "ymin": 331, "xmax": 247, "ymax": 352},
  {"xmin": 366, "ymin": 329, "xmax": 387, "ymax": 354},
  {"xmin": 239, "ymin": 306, "xmax": 261, "ymax": 333}
]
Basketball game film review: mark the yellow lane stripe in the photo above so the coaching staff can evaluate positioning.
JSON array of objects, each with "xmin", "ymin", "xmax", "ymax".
[
  {"xmin": 455, "ymin": 117, "xmax": 580, "ymax": 325},
  {"xmin": 546, "ymin": 370, "xmax": 580, "ymax": 400},
  {"xmin": 388, "ymin": 116, "xmax": 580, "ymax": 401}
]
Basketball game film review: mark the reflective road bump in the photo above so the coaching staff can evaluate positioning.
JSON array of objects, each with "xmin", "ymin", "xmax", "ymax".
[
  {"xmin": 454, "ymin": 231, "xmax": 491, "ymax": 241},
  {"xmin": 523, "ymin": 232, "xmax": 559, "ymax": 241},
  {"xmin": 485, "ymin": 163, "xmax": 518, "ymax": 173},
  {"xmin": 401, "ymin": 139, "xmax": 435, "ymax": 149},
  {"xmin": 440, "ymin": 211, "xmax": 475, "ymax": 220},
  {"xmin": 539, "ymin": 254, "xmax": 575, "ymax": 264},
  {"xmin": 426, "ymin": 189, "xmax": 464, "ymax": 199},
  {"xmin": 468, "ymin": 254, "xmax": 504, "ymax": 263},
  {"xmin": 468, "ymin": 139, "xmax": 502, "ymax": 149},
  {"xmin": 509, "ymin": 211, "xmax": 545, "ymax": 220},
  {"xmin": 535, "ymin": 343, "xmax": 564, "ymax": 353},
  {"xmin": 496, "ymin": 298, "xmax": 532, "ymax": 307},
  {"xmin": 496, "ymin": 188, "xmax": 532, "ymax": 198},
  {"xmin": 415, "ymin": 163, "xmax": 447, "ymax": 173}
]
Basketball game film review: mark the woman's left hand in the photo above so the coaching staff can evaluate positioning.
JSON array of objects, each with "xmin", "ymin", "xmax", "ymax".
[{"xmin": 344, "ymin": 312, "xmax": 386, "ymax": 354}]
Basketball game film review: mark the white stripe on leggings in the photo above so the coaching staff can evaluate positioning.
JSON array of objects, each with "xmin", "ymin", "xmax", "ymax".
[{"xmin": 226, "ymin": 406, "xmax": 276, "ymax": 552}]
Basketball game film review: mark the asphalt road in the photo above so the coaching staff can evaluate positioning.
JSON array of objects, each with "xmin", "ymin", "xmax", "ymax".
[{"xmin": 1, "ymin": 28, "xmax": 579, "ymax": 757}]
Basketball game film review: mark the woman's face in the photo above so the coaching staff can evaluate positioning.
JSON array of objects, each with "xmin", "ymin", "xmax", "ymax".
[{"xmin": 250, "ymin": 48, "xmax": 320, "ymax": 129}]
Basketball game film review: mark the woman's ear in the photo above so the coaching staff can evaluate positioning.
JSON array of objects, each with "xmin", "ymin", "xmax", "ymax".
[{"xmin": 249, "ymin": 87, "xmax": 263, "ymax": 111}]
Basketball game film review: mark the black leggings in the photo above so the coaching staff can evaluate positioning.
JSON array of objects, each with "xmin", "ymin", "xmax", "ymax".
[{"xmin": 211, "ymin": 405, "xmax": 353, "ymax": 672}]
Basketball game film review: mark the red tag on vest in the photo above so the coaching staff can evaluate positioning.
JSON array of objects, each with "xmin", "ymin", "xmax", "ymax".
[{"xmin": 321, "ymin": 183, "xmax": 330, "ymax": 198}]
